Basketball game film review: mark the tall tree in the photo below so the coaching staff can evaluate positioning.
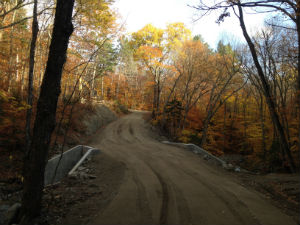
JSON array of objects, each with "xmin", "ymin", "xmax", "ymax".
[
  {"xmin": 130, "ymin": 23, "xmax": 191, "ymax": 117},
  {"xmin": 19, "ymin": 0, "xmax": 75, "ymax": 223},
  {"xmin": 193, "ymin": 0, "xmax": 297, "ymax": 172},
  {"xmin": 25, "ymin": 0, "xmax": 38, "ymax": 156}
]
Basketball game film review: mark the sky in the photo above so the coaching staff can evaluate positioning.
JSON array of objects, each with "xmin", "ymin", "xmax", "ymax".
[{"xmin": 113, "ymin": 0, "xmax": 267, "ymax": 49}]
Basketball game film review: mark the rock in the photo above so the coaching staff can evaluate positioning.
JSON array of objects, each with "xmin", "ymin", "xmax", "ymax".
[
  {"xmin": 68, "ymin": 173, "xmax": 78, "ymax": 180},
  {"xmin": 234, "ymin": 167, "xmax": 241, "ymax": 172},
  {"xmin": 3, "ymin": 203, "xmax": 21, "ymax": 225},
  {"xmin": 88, "ymin": 175, "xmax": 97, "ymax": 179},
  {"xmin": 203, "ymin": 155, "xmax": 210, "ymax": 160},
  {"xmin": 79, "ymin": 172, "xmax": 88, "ymax": 180},
  {"xmin": 223, "ymin": 163, "xmax": 234, "ymax": 171},
  {"xmin": 85, "ymin": 157, "xmax": 91, "ymax": 162},
  {"xmin": 77, "ymin": 166, "xmax": 86, "ymax": 171}
]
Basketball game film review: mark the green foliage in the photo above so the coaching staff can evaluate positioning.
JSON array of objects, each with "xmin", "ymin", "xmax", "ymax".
[
  {"xmin": 217, "ymin": 40, "xmax": 233, "ymax": 55},
  {"xmin": 165, "ymin": 99, "xmax": 183, "ymax": 120},
  {"xmin": 95, "ymin": 41, "xmax": 118, "ymax": 74}
]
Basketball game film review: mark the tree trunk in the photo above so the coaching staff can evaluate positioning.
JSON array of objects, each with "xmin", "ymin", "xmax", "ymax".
[
  {"xmin": 19, "ymin": 0, "xmax": 75, "ymax": 224},
  {"xmin": 20, "ymin": 58, "xmax": 27, "ymax": 100},
  {"xmin": 237, "ymin": 3, "xmax": 296, "ymax": 172},
  {"xmin": 101, "ymin": 76, "xmax": 104, "ymax": 100},
  {"xmin": 223, "ymin": 101, "xmax": 226, "ymax": 152},
  {"xmin": 7, "ymin": 1, "xmax": 17, "ymax": 93},
  {"xmin": 296, "ymin": 11, "xmax": 300, "ymax": 156},
  {"xmin": 25, "ymin": 0, "xmax": 39, "ymax": 155},
  {"xmin": 200, "ymin": 114, "xmax": 211, "ymax": 147},
  {"xmin": 152, "ymin": 81, "xmax": 158, "ymax": 118},
  {"xmin": 259, "ymin": 93, "xmax": 267, "ymax": 160},
  {"xmin": 91, "ymin": 65, "xmax": 96, "ymax": 98}
]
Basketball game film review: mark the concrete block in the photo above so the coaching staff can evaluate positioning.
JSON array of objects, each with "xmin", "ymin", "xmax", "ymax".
[
  {"xmin": 162, "ymin": 141, "xmax": 226, "ymax": 166},
  {"xmin": 184, "ymin": 144, "xmax": 226, "ymax": 166},
  {"xmin": 162, "ymin": 141, "xmax": 249, "ymax": 173},
  {"xmin": 68, "ymin": 148, "xmax": 100, "ymax": 175},
  {"xmin": 44, "ymin": 145, "xmax": 99, "ymax": 186}
]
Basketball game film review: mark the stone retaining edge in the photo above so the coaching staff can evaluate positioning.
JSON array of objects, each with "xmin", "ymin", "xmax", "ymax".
[
  {"xmin": 162, "ymin": 141, "xmax": 247, "ymax": 173},
  {"xmin": 68, "ymin": 148, "xmax": 101, "ymax": 176}
]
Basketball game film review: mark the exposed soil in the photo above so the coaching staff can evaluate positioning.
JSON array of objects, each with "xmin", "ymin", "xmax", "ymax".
[
  {"xmin": 1, "ymin": 111, "xmax": 299, "ymax": 225},
  {"xmin": 56, "ymin": 111, "xmax": 298, "ymax": 225},
  {"xmin": 43, "ymin": 153, "xmax": 125, "ymax": 225},
  {"xmin": 233, "ymin": 172, "xmax": 299, "ymax": 222}
]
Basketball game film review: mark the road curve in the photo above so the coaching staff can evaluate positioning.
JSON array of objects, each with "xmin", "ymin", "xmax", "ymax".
[{"xmin": 88, "ymin": 112, "xmax": 296, "ymax": 225}]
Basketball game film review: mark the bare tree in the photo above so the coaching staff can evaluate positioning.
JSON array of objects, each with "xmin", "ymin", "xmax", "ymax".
[
  {"xmin": 193, "ymin": 0, "xmax": 297, "ymax": 172},
  {"xmin": 0, "ymin": 0, "xmax": 34, "ymax": 30},
  {"xmin": 199, "ymin": 52, "xmax": 245, "ymax": 147}
]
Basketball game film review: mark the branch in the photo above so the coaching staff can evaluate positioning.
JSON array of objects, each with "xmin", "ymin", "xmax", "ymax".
[
  {"xmin": 0, "ymin": 6, "xmax": 53, "ymax": 30},
  {"xmin": 0, "ymin": 1, "xmax": 33, "ymax": 19}
]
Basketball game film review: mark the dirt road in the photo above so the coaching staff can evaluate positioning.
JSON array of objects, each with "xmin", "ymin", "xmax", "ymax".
[{"xmin": 87, "ymin": 111, "xmax": 296, "ymax": 225}]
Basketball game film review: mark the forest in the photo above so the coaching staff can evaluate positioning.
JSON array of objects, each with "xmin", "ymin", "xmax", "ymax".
[{"xmin": 0, "ymin": 0, "xmax": 299, "ymax": 224}]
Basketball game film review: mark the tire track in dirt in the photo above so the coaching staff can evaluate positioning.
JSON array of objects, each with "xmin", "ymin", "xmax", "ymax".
[
  {"xmin": 131, "ymin": 171, "xmax": 153, "ymax": 225},
  {"xmin": 172, "ymin": 184, "xmax": 192, "ymax": 225},
  {"xmin": 150, "ymin": 169, "xmax": 169, "ymax": 225},
  {"xmin": 117, "ymin": 121, "xmax": 263, "ymax": 225},
  {"xmin": 166, "ymin": 159, "xmax": 261, "ymax": 225},
  {"xmin": 129, "ymin": 124, "xmax": 134, "ymax": 135},
  {"xmin": 145, "ymin": 161, "xmax": 192, "ymax": 225},
  {"xmin": 88, "ymin": 112, "xmax": 296, "ymax": 225}
]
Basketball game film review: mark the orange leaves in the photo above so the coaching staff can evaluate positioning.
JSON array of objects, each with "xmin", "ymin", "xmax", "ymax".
[
  {"xmin": 0, "ymin": 89, "xmax": 28, "ymax": 155},
  {"xmin": 0, "ymin": 89, "xmax": 28, "ymax": 126},
  {"xmin": 135, "ymin": 45, "xmax": 163, "ymax": 67},
  {"xmin": 136, "ymin": 45, "xmax": 163, "ymax": 59}
]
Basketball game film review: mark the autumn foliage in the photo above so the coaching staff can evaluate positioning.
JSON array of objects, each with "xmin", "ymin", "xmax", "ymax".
[{"xmin": 0, "ymin": 0, "xmax": 299, "ymax": 183}]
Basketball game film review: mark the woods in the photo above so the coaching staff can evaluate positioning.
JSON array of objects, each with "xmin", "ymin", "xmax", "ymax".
[{"xmin": 0, "ymin": 0, "xmax": 299, "ymax": 223}]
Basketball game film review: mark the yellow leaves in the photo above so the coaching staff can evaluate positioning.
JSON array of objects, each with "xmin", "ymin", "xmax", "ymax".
[
  {"xmin": 76, "ymin": 0, "xmax": 116, "ymax": 32},
  {"xmin": 131, "ymin": 23, "xmax": 192, "ymax": 54},
  {"xmin": 178, "ymin": 129, "xmax": 194, "ymax": 143},
  {"xmin": 225, "ymin": 95, "xmax": 236, "ymax": 104},
  {"xmin": 182, "ymin": 129, "xmax": 193, "ymax": 136},
  {"xmin": 0, "ymin": 89, "xmax": 9, "ymax": 102},
  {"xmin": 131, "ymin": 24, "xmax": 164, "ymax": 48},
  {"xmin": 166, "ymin": 22, "xmax": 192, "ymax": 50},
  {"xmin": 178, "ymin": 136, "xmax": 191, "ymax": 143},
  {"xmin": 130, "ymin": 23, "xmax": 193, "ymax": 82},
  {"xmin": 0, "ymin": 89, "xmax": 28, "ymax": 127}
]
